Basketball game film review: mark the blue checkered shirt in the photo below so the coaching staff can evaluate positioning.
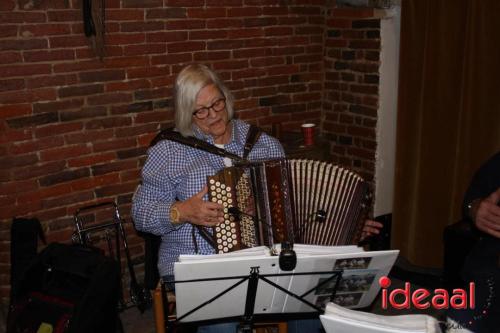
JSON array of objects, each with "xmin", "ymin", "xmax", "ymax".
[{"xmin": 132, "ymin": 119, "xmax": 285, "ymax": 276}]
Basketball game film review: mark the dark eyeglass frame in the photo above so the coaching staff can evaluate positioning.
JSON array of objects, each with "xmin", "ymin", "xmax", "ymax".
[{"xmin": 192, "ymin": 98, "xmax": 226, "ymax": 120}]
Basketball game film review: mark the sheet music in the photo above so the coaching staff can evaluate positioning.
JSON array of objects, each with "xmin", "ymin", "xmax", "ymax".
[{"xmin": 174, "ymin": 246, "xmax": 399, "ymax": 322}]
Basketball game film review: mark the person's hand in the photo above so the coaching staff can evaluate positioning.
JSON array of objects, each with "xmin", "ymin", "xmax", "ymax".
[
  {"xmin": 472, "ymin": 187, "xmax": 500, "ymax": 238},
  {"xmin": 360, "ymin": 219, "xmax": 383, "ymax": 241},
  {"xmin": 175, "ymin": 186, "xmax": 224, "ymax": 226}
]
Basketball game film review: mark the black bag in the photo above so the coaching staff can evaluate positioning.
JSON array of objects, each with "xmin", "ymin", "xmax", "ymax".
[{"xmin": 7, "ymin": 243, "xmax": 121, "ymax": 333}]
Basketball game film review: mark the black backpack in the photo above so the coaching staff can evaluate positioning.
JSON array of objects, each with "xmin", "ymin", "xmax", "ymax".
[{"xmin": 7, "ymin": 243, "xmax": 121, "ymax": 333}]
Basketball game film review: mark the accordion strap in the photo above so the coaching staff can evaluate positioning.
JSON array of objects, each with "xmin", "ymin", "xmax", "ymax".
[{"xmin": 243, "ymin": 125, "xmax": 262, "ymax": 159}]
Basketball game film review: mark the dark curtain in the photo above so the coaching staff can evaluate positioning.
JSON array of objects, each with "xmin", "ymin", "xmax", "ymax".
[{"xmin": 392, "ymin": 0, "xmax": 500, "ymax": 267}]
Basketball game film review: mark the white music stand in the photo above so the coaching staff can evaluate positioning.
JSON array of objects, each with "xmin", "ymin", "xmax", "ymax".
[{"xmin": 172, "ymin": 254, "xmax": 343, "ymax": 332}]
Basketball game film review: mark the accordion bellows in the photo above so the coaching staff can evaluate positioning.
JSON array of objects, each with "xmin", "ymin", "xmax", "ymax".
[{"xmin": 207, "ymin": 159, "xmax": 370, "ymax": 254}]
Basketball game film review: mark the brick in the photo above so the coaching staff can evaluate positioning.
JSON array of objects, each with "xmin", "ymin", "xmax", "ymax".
[
  {"xmin": 227, "ymin": 7, "xmax": 262, "ymax": 17},
  {"xmin": 259, "ymin": 95, "xmax": 291, "ymax": 106},
  {"xmin": 0, "ymin": 52, "xmax": 22, "ymax": 64},
  {"xmin": 207, "ymin": 0, "xmax": 242, "ymax": 4},
  {"xmin": 0, "ymin": 79, "xmax": 24, "ymax": 92},
  {"xmin": 350, "ymin": 62, "xmax": 379, "ymax": 73},
  {"xmin": 35, "ymin": 123, "xmax": 83, "ymax": 140},
  {"xmin": 121, "ymin": 169, "xmax": 141, "ymax": 182},
  {"xmin": 0, "ymin": 0, "xmax": 15, "ymax": 10},
  {"xmin": 213, "ymin": 60, "xmax": 248, "ymax": 71},
  {"xmin": 245, "ymin": 37, "xmax": 279, "ymax": 48},
  {"xmin": 60, "ymin": 106, "xmax": 107, "ymax": 122},
  {"xmin": 193, "ymin": 50, "xmax": 231, "ymax": 62},
  {"xmin": 0, "ymin": 25, "xmax": 18, "ymax": 38},
  {"xmin": 134, "ymin": 110, "xmax": 169, "ymax": 124},
  {"xmin": 166, "ymin": 19, "xmax": 206, "ymax": 30},
  {"xmin": 40, "ymin": 145, "xmax": 92, "ymax": 162},
  {"xmin": 53, "ymin": 60, "xmax": 103, "ymax": 73},
  {"xmin": 117, "ymin": 147, "xmax": 147, "ymax": 159},
  {"xmin": 123, "ymin": 0, "xmax": 162, "ymax": 7},
  {"xmin": 0, "ymin": 154, "xmax": 38, "ymax": 170},
  {"xmin": 189, "ymin": 30, "xmax": 227, "ymax": 41},
  {"xmin": 0, "ymin": 104, "xmax": 32, "ymax": 119},
  {"xmin": 20, "ymin": 24, "xmax": 71, "ymax": 36},
  {"xmin": 106, "ymin": 79, "xmax": 151, "ymax": 92},
  {"xmin": 107, "ymin": 9, "xmax": 145, "ymax": 21},
  {"xmin": 352, "ymin": 19, "xmax": 380, "ymax": 29},
  {"xmin": 103, "ymin": 56, "xmax": 150, "ymax": 68},
  {"xmin": 326, "ymin": 18, "xmax": 352, "ymax": 29},
  {"xmin": 70, "ymin": 173, "xmax": 120, "ymax": 191},
  {"xmin": 27, "ymin": 74, "xmax": 78, "ymax": 89},
  {"xmin": 9, "ymin": 136, "xmax": 64, "ymax": 155},
  {"xmin": 79, "ymin": 69, "xmax": 126, "ymax": 83},
  {"xmin": 127, "ymin": 66, "xmax": 170, "ymax": 79},
  {"xmin": 151, "ymin": 53, "xmax": 192, "ymax": 66},
  {"xmin": 6, "ymin": 112, "xmax": 58, "ymax": 129},
  {"xmin": 227, "ymin": 28, "xmax": 263, "ymax": 39},
  {"xmin": 133, "ymin": 87, "xmax": 167, "ymax": 101},
  {"xmin": 264, "ymin": 26, "xmax": 293, "ymax": 37},
  {"xmin": 23, "ymin": 49, "xmax": 75, "ymax": 63},
  {"xmin": 0, "ymin": 12, "xmax": 46, "ymax": 23},
  {"xmin": 49, "ymin": 35, "xmax": 88, "ymax": 48},
  {"xmin": 92, "ymin": 160, "xmax": 137, "ymax": 176},
  {"xmin": 93, "ymin": 137, "xmax": 136, "ymax": 153},
  {"xmin": 0, "ymin": 39, "xmax": 48, "ymax": 51},
  {"xmin": 43, "ymin": 191, "xmax": 95, "ymax": 209},
  {"xmin": 262, "ymin": 6, "xmax": 289, "ymax": 15},
  {"xmin": 271, "ymin": 103, "xmax": 306, "ymax": 114},
  {"xmin": 106, "ymin": 33, "xmax": 145, "ymax": 45},
  {"xmin": 115, "ymin": 123, "xmax": 158, "ymax": 137},
  {"xmin": 65, "ymin": 129, "xmax": 114, "ymax": 145},
  {"xmin": 85, "ymin": 116, "xmax": 132, "ymax": 129},
  {"xmin": 58, "ymin": 84, "xmax": 104, "ymax": 98},
  {"xmin": 95, "ymin": 182, "xmax": 137, "ymax": 198},
  {"xmin": 47, "ymin": 10, "xmax": 81, "ymax": 22},
  {"xmin": 13, "ymin": 161, "xmax": 67, "ymax": 181},
  {"xmin": 349, "ymin": 39, "xmax": 380, "ymax": 50},
  {"xmin": 120, "ymin": 21, "xmax": 164, "ymax": 33},
  {"xmin": 146, "ymin": 8, "xmax": 187, "ymax": 19},
  {"xmin": 167, "ymin": 41, "xmax": 205, "ymax": 54},
  {"xmin": 332, "ymin": 8, "xmax": 374, "ymax": 18},
  {"xmin": 349, "ymin": 104, "xmax": 377, "ymax": 117},
  {"xmin": 166, "ymin": 0, "xmax": 204, "ymax": 6},
  {"xmin": 33, "ymin": 99, "xmax": 83, "ymax": 114},
  {"xmin": 146, "ymin": 31, "xmax": 187, "ymax": 43},
  {"xmin": 123, "ymin": 43, "xmax": 166, "ymax": 56},
  {"xmin": 0, "ymin": 64, "xmax": 51, "ymax": 78},
  {"xmin": 111, "ymin": 101, "xmax": 153, "ymax": 114},
  {"xmin": 39, "ymin": 168, "xmax": 90, "ymax": 187},
  {"xmin": 68, "ymin": 152, "xmax": 116, "ymax": 168},
  {"xmin": 206, "ymin": 18, "xmax": 242, "ymax": 29},
  {"xmin": 187, "ymin": 7, "xmax": 226, "ymax": 18},
  {"xmin": 207, "ymin": 39, "xmax": 245, "ymax": 51},
  {"xmin": 86, "ymin": 92, "xmax": 133, "ymax": 106}
]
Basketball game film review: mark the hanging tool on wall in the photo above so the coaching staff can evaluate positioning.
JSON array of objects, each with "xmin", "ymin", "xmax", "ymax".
[{"xmin": 82, "ymin": 0, "xmax": 105, "ymax": 59}]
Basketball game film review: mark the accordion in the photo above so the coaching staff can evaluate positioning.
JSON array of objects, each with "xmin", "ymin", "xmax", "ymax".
[{"xmin": 207, "ymin": 159, "xmax": 370, "ymax": 254}]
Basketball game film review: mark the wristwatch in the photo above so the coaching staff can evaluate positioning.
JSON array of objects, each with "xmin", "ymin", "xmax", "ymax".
[{"xmin": 170, "ymin": 204, "xmax": 182, "ymax": 224}]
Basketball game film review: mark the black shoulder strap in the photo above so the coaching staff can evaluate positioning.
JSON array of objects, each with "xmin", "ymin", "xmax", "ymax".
[{"xmin": 243, "ymin": 124, "xmax": 262, "ymax": 159}]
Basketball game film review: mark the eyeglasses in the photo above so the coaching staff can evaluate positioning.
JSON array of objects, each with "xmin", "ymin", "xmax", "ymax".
[{"xmin": 192, "ymin": 98, "xmax": 226, "ymax": 120}]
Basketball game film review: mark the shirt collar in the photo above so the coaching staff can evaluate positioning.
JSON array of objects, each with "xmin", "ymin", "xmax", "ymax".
[{"xmin": 191, "ymin": 119, "xmax": 245, "ymax": 146}]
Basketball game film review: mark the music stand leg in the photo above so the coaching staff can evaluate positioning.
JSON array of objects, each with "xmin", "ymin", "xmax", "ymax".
[{"xmin": 238, "ymin": 267, "xmax": 260, "ymax": 333}]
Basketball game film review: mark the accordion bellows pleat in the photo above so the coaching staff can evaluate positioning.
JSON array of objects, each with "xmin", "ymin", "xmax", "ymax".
[{"xmin": 208, "ymin": 159, "xmax": 370, "ymax": 254}]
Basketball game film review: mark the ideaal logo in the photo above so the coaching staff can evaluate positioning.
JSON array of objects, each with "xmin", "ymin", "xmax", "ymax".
[{"xmin": 378, "ymin": 276, "xmax": 475, "ymax": 310}]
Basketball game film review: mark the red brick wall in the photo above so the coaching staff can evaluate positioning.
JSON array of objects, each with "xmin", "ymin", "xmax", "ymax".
[
  {"xmin": 0, "ymin": 0, "xmax": 381, "ymax": 301},
  {"xmin": 324, "ymin": 7, "xmax": 380, "ymax": 181}
]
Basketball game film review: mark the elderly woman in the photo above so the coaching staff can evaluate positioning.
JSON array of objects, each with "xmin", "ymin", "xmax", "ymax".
[{"xmin": 132, "ymin": 64, "xmax": 380, "ymax": 333}]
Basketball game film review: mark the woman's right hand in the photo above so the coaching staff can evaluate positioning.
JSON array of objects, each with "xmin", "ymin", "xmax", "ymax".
[{"xmin": 175, "ymin": 186, "xmax": 224, "ymax": 227}]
